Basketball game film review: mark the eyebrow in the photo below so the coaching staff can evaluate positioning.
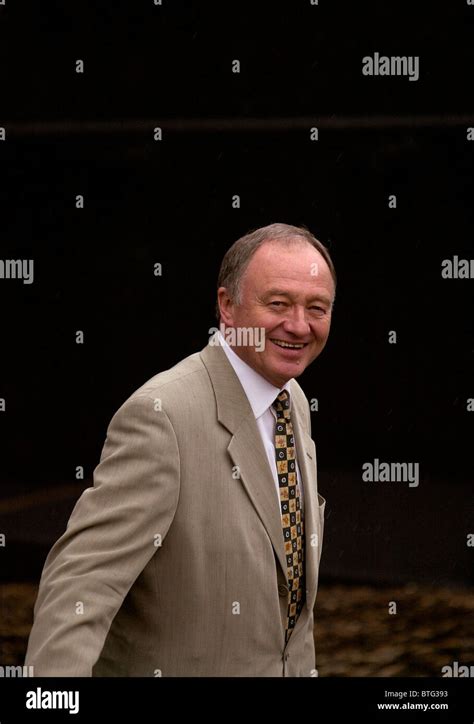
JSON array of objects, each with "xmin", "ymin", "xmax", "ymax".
[{"xmin": 263, "ymin": 289, "xmax": 333, "ymax": 306}]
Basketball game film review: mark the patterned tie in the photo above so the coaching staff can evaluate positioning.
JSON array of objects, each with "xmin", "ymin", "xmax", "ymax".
[{"xmin": 272, "ymin": 389, "xmax": 305, "ymax": 643}]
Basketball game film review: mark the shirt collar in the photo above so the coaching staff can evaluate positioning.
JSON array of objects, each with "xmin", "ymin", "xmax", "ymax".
[{"xmin": 216, "ymin": 329, "xmax": 292, "ymax": 420}]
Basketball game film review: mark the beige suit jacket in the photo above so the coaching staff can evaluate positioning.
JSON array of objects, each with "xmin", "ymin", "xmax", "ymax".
[{"xmin": 25, "ymin": 335, "xmax": 326, "ymax": 676}]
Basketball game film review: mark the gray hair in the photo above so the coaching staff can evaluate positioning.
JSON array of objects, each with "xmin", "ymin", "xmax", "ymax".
[{"xmin": 215, "ymin": 222, "xmax": 336, "ymax": 320}]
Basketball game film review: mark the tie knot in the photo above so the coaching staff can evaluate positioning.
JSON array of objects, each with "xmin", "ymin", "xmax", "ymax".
[{"xmin": 272, "ymin": 389, "xmax": 291, "ymax": 417}]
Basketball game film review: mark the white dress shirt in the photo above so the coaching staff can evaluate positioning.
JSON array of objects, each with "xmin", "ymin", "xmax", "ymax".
[{"xmin": 217, "ymin": 330, "xmax": 304, "ymax": 510}]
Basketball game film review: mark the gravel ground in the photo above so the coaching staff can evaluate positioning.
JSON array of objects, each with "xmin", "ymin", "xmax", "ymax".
[
  {"xmin": 1, "ymin": 581, "xmax": 472, "ymax": 676},
  {"xmin": 314, "ymin": 583, "xmax": 474, "ymax": 677}
]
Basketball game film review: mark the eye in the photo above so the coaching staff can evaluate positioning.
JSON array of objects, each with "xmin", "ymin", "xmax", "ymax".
[{"xmin": 270, "ymin": 301, "xmax": 286, "ymax": 307}]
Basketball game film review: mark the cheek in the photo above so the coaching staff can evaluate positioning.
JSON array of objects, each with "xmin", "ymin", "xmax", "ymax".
[
  {"xmin": 313, "ymin": 319, "xmax": 331, "ymax": 339},
  {"xmin": 309, "ymin": 326, "xmax": 329, "ymax": 349}
]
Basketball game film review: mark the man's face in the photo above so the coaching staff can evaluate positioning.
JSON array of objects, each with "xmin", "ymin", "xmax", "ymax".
[{"xmin": 218, "ymin": 240, "xmax": 335, "ymax": 388}]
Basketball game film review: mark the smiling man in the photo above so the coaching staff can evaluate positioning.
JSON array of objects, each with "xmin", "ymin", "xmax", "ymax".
[
  {"xmin": 216, "ymin": 226, "xmax": 335, "ymax": 387},
  {"xmin": 25, "ymin": 222, "xmax": 336, "ymax": 677}
]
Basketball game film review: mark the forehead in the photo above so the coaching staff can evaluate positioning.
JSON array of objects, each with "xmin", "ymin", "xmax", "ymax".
[{"xmin": 244, "ymin": 240, "xmax": 334, "ymax": 287}]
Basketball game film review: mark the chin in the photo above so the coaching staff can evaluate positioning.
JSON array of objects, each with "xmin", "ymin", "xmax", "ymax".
[{"xmin": 270, "ymin": 364, "xmax": 302, "ymax": 385}]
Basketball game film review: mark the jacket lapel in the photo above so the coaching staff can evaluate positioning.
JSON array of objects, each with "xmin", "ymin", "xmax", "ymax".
[
  {"xmin": 200, "ymin": 335, "xmax": 320, "ymax": 596},
  {"xmin": 200, "ymin": 337, "xmax": 290, "ymax": 581}
]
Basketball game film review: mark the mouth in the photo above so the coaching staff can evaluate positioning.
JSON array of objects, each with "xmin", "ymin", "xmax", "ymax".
[{"xmin": 269, "ymin": 338, "xmax": 308, "ymax": 351}]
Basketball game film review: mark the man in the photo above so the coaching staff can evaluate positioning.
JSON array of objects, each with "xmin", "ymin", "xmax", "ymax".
[{"xmin": 25, "ymin": 222, "xmax": 336, "ymax": 676}]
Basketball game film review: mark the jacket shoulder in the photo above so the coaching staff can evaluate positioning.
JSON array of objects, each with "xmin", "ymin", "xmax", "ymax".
[{"xmin": 118, "ymin": 348, "xmax": 212, "ymax": 419}]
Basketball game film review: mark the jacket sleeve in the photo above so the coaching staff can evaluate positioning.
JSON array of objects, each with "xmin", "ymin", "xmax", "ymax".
[{"xmin": 24, "ymin": 393, "xmax": 180, "ymax": 676}]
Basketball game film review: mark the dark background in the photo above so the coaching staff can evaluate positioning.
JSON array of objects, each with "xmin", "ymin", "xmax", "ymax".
[{"xmin": 0, "ymin": 0, "xmax": 473, "ymax": 675}]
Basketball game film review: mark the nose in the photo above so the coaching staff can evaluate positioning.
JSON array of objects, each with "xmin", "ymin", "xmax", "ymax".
[{"xmin": 281, "ymin": 305, "xmax": 311, "ymax": 338}]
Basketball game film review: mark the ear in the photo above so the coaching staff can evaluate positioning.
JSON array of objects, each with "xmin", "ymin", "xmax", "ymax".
[{"xmin": 217, "ymin": 287, "xmax": 235, "ymax": 326}]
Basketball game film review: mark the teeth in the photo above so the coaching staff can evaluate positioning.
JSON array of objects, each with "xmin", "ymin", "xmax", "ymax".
[{"xmin": 271, "ymin": 339, "xmax": 305, "ymax": 349}]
